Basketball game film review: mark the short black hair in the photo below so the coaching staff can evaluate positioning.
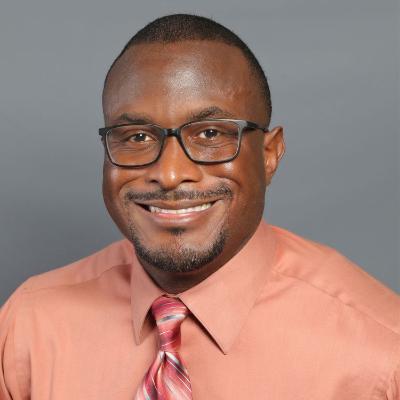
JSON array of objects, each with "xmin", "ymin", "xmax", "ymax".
[{"xmin": 104, "ymin": 14, "xmax": 272, "ymax": 124}]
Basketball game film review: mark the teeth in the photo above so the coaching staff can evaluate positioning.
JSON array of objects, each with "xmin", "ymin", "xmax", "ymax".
[{"xmin": 149, "ymin": 203, "xmax": 212, "ymax": 214}]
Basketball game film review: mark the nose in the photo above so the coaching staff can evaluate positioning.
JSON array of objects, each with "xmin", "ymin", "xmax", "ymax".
[{"xmin": 145, "ymin": 136, "xmax": 203, "ymax": 190}]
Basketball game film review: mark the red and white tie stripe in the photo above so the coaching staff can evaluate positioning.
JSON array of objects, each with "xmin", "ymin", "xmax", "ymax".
[{"xmin": 135, "ymin": 296, "xmax": 192, "ymax": 400}]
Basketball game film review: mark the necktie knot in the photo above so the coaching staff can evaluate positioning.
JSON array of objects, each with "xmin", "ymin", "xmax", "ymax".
[{"xmin": 151, "ymin": 296, "xmax": 189, "ymax": 352}]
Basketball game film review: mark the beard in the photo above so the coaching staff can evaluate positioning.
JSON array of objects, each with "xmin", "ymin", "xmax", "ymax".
[
  {"xmin": 128, "ymin": 224, "xmax": 227, "ymax": 273},
  {"xmin": 122, "ymin": 184, "xmax": 232, "ymax": 273}
]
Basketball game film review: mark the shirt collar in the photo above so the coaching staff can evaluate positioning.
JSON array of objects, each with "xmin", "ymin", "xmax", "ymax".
[{"xmin": 129, "ymin": 219, "xmax": 276, "ymax": 354}]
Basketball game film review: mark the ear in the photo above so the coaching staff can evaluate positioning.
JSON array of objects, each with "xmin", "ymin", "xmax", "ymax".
[{"xmin": 263, "ymin": 126, "xmax": 285, "ymax": 184}]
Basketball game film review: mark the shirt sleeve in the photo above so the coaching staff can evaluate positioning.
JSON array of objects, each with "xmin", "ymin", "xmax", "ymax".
[
  {"xmin": 386, "ymin": 360, "xmax": 400, "ymax": 400},
  {"xmin": 0, "ymin": 287, "xmax": 25, "ymax": 400}
]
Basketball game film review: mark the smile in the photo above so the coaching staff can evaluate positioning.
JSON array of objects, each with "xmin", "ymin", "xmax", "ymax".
[
  {"xmin": 135, "ymin": 200, "xmax": 220, "ymax": 224},
  {"xmin": 149, "ymin": 203, "xmax": 212, "ymax": 214}
]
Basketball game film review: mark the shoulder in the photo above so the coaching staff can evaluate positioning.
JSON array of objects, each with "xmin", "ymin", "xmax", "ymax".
[
  {"xmin": 0, "ymin": 239, "xmax": 134, "ymax": 398},
  {"xmin": 270, "ymin": 225, "xmax": 400, "ymax": 335},
  {"xmin": 264, "ymin": 225, "xmax": 400, "ymax": 397},
  {"xmin": 0, "ymin": 239, "xmax": 133, "ymax": 322},
  {"xmin": 17, "ymin": 239, "xmax": 132, "ymax": 293}
]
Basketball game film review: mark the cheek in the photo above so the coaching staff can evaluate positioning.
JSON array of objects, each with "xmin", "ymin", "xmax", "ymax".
[
  {"xmin": 222, "ymin": 136, "xmax": 267, "ymax": 203},
  {"xmin": 102, "ymin": 162, "xmax": 139, "ymax": 216},
  {"xmin": 207, "ymin": 150, "xmax": 266, "ymax": 239},
  {"xmin": 236, "ymin": 141, "xmax": 266, "ymax": 220},
  {"xmin": 208, "ymin": 141, "xmax": 266, "ymax": 247}
]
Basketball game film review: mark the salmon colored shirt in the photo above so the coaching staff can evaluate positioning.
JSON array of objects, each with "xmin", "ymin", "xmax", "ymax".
[{"xmin": 0, "ymin": 221, "xmax": 399, "ymax": 399}]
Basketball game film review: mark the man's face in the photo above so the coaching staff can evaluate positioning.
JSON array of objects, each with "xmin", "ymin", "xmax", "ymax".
[{"xmin": 102, "ymin": 41, "xmax": 284, "ymax": 291}]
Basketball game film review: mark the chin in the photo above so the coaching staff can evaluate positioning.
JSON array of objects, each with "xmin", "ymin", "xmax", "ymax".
[{"xmin": 127, "ymin": 223, "xmax": 227, "ymax": 274}]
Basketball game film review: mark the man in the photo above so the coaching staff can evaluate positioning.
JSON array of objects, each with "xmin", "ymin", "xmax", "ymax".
[{"xmin": 0, "ymin": 13, "xmax": 399, "ymax": 400}]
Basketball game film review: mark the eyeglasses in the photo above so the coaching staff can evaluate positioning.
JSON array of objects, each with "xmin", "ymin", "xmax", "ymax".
[{"xmin": 98, "ymin": 119, "xmax": 267, "ymax": 167}]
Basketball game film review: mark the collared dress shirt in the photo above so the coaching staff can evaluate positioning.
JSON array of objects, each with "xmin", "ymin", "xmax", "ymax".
[{"xmin": 0, "ymin": 221, "xmax": 399, "ymax": 399}]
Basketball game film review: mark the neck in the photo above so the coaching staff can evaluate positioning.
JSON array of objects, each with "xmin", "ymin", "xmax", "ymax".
[{"xmin": 138, "ymin": 253, "xmax": 233, "ymax": 294}]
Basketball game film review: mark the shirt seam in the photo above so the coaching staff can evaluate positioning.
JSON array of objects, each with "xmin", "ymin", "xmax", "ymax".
[
  {"xmin": 382, "ymin": 347, "xmax": 400, "ymax": 400},
  {"xmin": 273, "ymin": 268, "xmax": 400, "ymax": 338},
  {"xmin": 11, "ymin": 317, "xmax": 24, "ymax": 400},
  {"xmin": 9, "ymin": 262, "xmax": 131, "ymax": 399},
  {"xmin": 18, "ymin": 262, "xmax": 132, "ymax": 296},
  {"xmin": 273, "ymin": 268, "xmax": 400, "ymax": 399}
]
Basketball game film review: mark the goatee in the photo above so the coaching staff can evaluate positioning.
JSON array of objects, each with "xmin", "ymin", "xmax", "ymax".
[{"xmin": 128, "ymin": 225, "xmax": 226, "ymax": 273}]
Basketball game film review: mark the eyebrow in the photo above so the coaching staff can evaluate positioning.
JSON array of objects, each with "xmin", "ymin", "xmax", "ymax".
[
  {"xmin": 117, "ymin": 113, "xmax": 153, "ymax": 125},
  {"xmin": 187, "ymin": 106, "xmax": 235, "ymax": 122},
  {"xmin": 114, "ymin": 106, "xmax": 236, "ymax": 127}
]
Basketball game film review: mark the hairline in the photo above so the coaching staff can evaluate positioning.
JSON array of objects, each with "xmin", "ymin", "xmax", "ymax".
[{"xmin": 103, "ymin": 39, "xmax": 271, "ymax": 125}]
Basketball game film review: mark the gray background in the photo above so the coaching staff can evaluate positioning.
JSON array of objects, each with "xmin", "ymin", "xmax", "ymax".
[{"xmin": 0, "ymin": 0, "xmax": 398, "ymax": 304}]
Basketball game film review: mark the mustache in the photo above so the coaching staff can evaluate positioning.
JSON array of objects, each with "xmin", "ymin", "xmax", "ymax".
[{"xmin": 124, "ymin": 184, "xmax": 233, "ymax": 203}]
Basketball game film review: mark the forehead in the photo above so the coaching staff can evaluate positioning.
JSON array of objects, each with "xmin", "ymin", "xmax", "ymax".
[{"xmin": 103, "ymin": 41, "xmax": 266, "ymax": 125}]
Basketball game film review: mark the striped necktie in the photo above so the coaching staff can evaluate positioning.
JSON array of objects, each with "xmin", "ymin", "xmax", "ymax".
[{"xmin": 135, "ymin": 296, "xmax": 193, "ymax": 400}]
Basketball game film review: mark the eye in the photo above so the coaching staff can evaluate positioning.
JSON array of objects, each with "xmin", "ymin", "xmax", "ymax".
[
  {"xmin": 128, "ymin": 132, "xmax": 155, "ymax": 143},
  {"xmin": 198, "ymin": 129, "xmax": 220, "ymax": 140}
]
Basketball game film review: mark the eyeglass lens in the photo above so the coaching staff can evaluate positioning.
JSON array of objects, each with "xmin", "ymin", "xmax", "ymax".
[{"xmin": 106, "ymin": 120, "xmax": 241, "ymax": 166}]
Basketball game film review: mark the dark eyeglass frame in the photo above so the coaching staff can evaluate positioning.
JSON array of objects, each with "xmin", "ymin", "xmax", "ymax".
[{"xmin": 98, "ymin": 118, "xmax": 268, "ymax": 168}]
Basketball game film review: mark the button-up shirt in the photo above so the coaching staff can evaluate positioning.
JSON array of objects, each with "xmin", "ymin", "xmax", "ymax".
[{"xmin": 1, "ymin": 221, "xmax": 399, "ymax": 399}]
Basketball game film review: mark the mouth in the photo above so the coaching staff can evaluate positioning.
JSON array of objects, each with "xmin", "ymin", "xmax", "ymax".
[
  {"xmin": 147, "ymin": 202, "xmax": 213, "ymax": 214},
  {"xmin": 131, "ymin": 197, "xmax": 227, "ymax": 230},
  {"xmin": 137, "ymin": 200, "xmax": 216, "ymax": 215}
]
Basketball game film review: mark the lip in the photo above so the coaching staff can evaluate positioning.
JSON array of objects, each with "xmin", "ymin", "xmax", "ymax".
[
  {"xmin": 134, "ymin": 199, "xmax": 221, "ymax": 225},
  {"xmin": 135, "ymin": 199, "xmax": 219, "ymax": 210}
]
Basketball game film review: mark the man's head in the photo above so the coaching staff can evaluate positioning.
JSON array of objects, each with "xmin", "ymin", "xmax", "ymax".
[{"xmin": 101, "ymin": 14, "xmax": 285, "ymax": 293}]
